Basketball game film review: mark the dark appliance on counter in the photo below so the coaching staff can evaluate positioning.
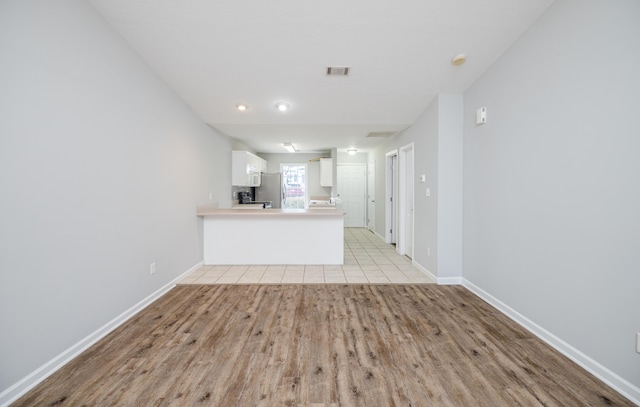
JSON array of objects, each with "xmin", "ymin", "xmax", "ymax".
[
  {"xmin": 238, "ymin": 191, "xmax": 253, "ymax": 204},
  {"xmin": 237, "ymin": 190, "xmax": 272, "ymax": 208}
]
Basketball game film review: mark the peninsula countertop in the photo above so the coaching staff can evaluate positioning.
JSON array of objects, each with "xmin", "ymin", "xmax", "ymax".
[
  {"xmin": 199, "ymin": 205, "xmax": 344, "ymax": 264},
  {"xmin": 197, "ymin": 205, "xmax": 345, "ymax": 217}
]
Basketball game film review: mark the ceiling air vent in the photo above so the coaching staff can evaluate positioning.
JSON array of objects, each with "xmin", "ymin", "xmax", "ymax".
[
  {"xmin": 366, "ymin": 131, "xmax": 396, "ymax": 138},
  {"xmin": 326, "ymin": 66, "xmax": 350, "ymax": 76}
]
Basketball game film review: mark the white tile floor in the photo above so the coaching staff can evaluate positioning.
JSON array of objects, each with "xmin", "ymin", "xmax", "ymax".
[{"xmin": 179, "ymin": 228, "xmax": 435, "ymax": 285}]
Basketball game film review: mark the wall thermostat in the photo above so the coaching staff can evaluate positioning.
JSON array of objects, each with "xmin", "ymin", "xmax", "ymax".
[
  {"xmin": 419, "ymin": 174, "xmax": 426, "ymax": 183},
  {"xmin": 476, "ymin": 107, "xmax": 487, "ymax": 125}
]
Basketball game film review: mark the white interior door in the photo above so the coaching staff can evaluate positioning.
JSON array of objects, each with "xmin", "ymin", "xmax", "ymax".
[
  {"xmin": 367, "ymin": 160, "xmax": 376, "ymax": 233},
  {"xmin": 397, "ymin": 143, "xmax": 414, "ymax": 258},
  {"xmin": 337, "ymin": 164, "xmax": 366, "ymax": 227},
  {"xmin": 403, "ymin": 146, "xmax": 414, "ymax": 258}
]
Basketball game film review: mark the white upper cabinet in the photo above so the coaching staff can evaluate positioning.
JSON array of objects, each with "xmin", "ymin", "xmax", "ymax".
[
  {"xmin": 257, "ymin": 155, "xmax": 268, "ymax": 172},
  {"xmin": 320, "ymin": 158, "xmax": 333, "ymax": 187},
  {"xmin": 232, "ymin": 151, "xmax": 267, "ymax": 186}
]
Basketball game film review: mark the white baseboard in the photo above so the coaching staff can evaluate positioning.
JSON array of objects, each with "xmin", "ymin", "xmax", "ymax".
[
  {"xmin": 411, "ymin": 260, "xmax": 435, "ymax": 280},
  {"xmin": 412, "ymin": 260, "xmax": 462, "ymax": 285},
  {"xmin": 0, "ymin": 261, "xmax": 203, "ymax": 407},
  {"xmin": 462, "ymin": 278, "xmax": 640, "ymax": 406},
  {"xmin": 367, "ymin": 228, "xmax": 389, "ymax": 245},
  {"xmin": 436, "ymin": 276, "xmax": 463, "ymax": 285},
  {"xmin": 373, "ymin": 230, "xmax": 386, "ymax": 242}
]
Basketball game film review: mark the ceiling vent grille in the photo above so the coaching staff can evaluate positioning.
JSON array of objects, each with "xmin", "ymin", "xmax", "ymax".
[
  {"xmin": 326, "ymin": 66, "xmax": 350, "ymax": 76},
  {"xmin": 366, "ymin": 131, "xmax": 396, "ymax": 138}
]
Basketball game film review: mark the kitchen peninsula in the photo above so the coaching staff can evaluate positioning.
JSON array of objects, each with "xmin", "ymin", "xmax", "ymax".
[{"xmin": 197, "ymin": 206, "xmax": 345, "ymax": 265}]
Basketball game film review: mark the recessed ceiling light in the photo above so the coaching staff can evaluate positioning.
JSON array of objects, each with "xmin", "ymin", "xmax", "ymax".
[
  {"xmin": 347, "ymin": 148, "xmax": 358, "ymax": 155},
  {"xmin": 236, "ymin": 104, "xmax": 248, "ymax": 111},
  {"xmin": 275, "ymin": 102, "xmax": 289, "ymax": 112},
  {"xmin": 452, "ymin": 54, "xmax": 466, "ymax": 66}
]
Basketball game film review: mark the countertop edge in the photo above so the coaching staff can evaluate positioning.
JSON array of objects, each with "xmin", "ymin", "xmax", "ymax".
[{"xmin": 197, "ymin": 206, "xmax": 345, "ymax": 217}]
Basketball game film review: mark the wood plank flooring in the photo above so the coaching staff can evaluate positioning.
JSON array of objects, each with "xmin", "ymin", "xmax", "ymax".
[{"xmin": 12, "ymin": 285, "xmax": 633, "ymax": 406}]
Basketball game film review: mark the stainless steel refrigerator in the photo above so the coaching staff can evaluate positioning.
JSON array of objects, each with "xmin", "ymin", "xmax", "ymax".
[{"xmin": 255, "ymin": 172, "xmax": 284, "ymax": 208}]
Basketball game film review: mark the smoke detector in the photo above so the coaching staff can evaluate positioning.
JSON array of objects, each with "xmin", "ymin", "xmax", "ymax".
[
  {"xmin": 326, "ymin": 66, "xmax": 350, "ymax": 76},
  {"xmin": 452, "ymin": 54, "xmax": 466, "ymax": 66}
]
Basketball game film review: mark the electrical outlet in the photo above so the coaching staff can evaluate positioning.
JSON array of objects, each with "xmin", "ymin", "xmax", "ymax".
[
  {"xmin": 425, "ymin": 188, "xmax": 431, "ymax": 197},
  {"xmin": 150, "ymin": 262, "xmax": 156, "ymax": 275},
  {"xmin": 636, "ymin": 332, "xmax": 640, "ymax": 354},
  {"xmin": 427, "ymin": 247, "xmax": 431, "ymax": 257},
  {"xmin": 209, "ymin": 192, "xmax": 213, "ymax": 200}
]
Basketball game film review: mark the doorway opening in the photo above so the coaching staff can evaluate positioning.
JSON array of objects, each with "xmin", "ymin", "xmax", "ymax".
[
  {"xmin": 385, "ymin": 150, "xmax": 398, "ymax": 245},
  {"xmin": 367, "ymin": 160, "xmax": 376, "ymax": 233}
]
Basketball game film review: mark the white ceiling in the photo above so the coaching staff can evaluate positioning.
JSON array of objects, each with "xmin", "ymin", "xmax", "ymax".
[{"xmin": 88, "ymin": 0, "xmax": 554, "ymax": 154}]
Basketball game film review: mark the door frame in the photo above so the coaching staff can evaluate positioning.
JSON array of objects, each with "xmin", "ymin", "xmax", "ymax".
[
  {"xmin": 367, "ymin": 160, "xmax": 376, "ymax": 233},
  {"xmin": 385, "ymin": 150, "xmax": 398, "ymax": 244},
  {"xmin": 397, "ymin": 143, "xmax": 414, "ymax": 257}
]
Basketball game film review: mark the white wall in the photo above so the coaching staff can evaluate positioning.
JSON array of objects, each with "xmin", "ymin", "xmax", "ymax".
[
  {"xmin": 436, "ymin": 95, "xmax": 463, "ymax": 279},
  {"xmin": 380, "ymin": 100, "xmax": 439, "ymax": 272},
  {"xmin": 463, "ymin": 0, "xmax": 640, "ymax": 397},
  {"xmin": 0, "ymin": 0, "xmax": 232, "ymax": 395}
]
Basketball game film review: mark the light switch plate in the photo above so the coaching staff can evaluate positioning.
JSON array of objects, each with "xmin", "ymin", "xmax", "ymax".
[
  {"xmin": 637, "ymin": 332, "xmax": 640, "ymax": 353},
  {"xmin": 425, "ymin": 188, "xmax": 431, "ymax": 197},
  {"xmin": 477, "ymin": 107, "xmax": 487, "ymax": 124}
]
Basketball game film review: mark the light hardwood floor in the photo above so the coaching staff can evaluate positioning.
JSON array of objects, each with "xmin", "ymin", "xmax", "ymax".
[
  {"xmin": 180, "ymin": 228, "xmax": 436, "ymax": 285},
  {"xmin": 12, "ymin": 285, "xmax": 632, "ymax": 406}
]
